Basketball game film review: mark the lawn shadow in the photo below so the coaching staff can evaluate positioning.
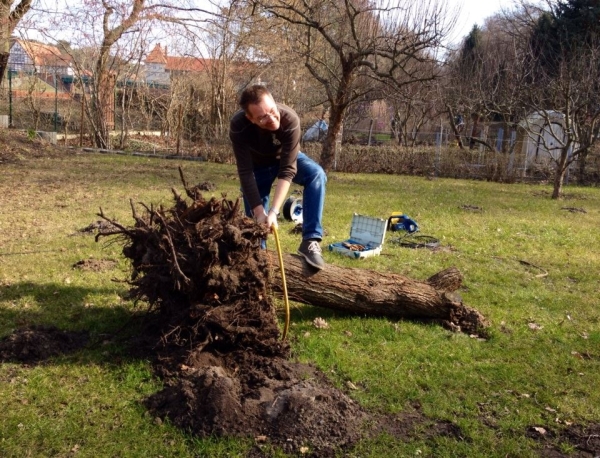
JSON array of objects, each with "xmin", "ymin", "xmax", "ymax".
[{"xmin": 0, "ymin": 280, "xmax": 147, "ymax": 366}]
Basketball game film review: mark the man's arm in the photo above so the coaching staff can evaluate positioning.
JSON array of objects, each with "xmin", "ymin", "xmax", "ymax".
[
  {"xmin": 230, "ymin": 115, "xmax": 263, "ymax": 211},
  {"xmin": 264, "ymin": 178, "xmax": 291, "ymax": 229}
]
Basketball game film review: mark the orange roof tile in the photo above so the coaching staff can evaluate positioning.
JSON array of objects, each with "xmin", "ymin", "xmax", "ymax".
[
  {"xmin": 15, "ymin": 39, "xmax": 71, "ymax": 67},
  {"xmin": 145, "ymin": 43, "xmax": 214, "ymax": 73},
  {"xmin": 166, "ymin": 56, "xmax": 211, "ymax": 72},
  {"xmin": 145, "ymin": 44, "xmax": 168, "ymax": 64}
]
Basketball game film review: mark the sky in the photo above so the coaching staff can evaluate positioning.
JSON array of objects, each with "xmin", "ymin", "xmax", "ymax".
[{"xmin": 446, "ymin": 0, "xmax": 511, "ymax": 45}]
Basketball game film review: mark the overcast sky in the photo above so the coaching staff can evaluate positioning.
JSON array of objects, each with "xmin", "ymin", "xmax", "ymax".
[{"xmin": 447, "ymin": 0, "xmax": 512, "ymax": 45}]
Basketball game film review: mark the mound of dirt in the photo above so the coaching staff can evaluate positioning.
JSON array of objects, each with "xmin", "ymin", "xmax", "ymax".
[
  {"xmin": 0, "ymin": 129, "xmax": 73, "ymax": 164},
  {"xmin": 145, "ymin": 347, "xmax": 370, "ymax": 456}
]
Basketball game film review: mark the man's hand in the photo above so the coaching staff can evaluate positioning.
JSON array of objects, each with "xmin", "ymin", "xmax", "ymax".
[
  {"xmin": 253, "ymin": 206, "xmax": 278, "ymax": 230},
  {"xmin": 267, "ymin": 209, "xmax": 278, "ymax": 230},
  {"xmin": 253, "ymin": 207, "xmax": 268, "ymax": 225}
]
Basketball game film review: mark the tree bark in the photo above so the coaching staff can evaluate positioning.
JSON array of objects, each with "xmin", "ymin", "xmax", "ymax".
[
  {"xmin": 267, "ymin": 252, "xmax": 489, "ymax": 336},
  {"xmin": 0, "ymin": 53, "xmax": 9, "ymax": 88}
]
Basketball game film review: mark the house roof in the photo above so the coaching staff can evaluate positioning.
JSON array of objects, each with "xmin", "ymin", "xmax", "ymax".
[
  {"xmin": 145, "ymin": 43, "xmax": 168, "ymax": 64},
  {"xmin": 13, "ymin": 39, "xmax": 71, "ymax": 67},
  {"xmin": 145, "ymin": 43, "xmax": 212, "ymax": 73}
]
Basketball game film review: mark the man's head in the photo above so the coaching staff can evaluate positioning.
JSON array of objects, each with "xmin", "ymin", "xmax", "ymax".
[{"xmin": 239, "ymin": 84, "xmax": 280, "ymax": 131}]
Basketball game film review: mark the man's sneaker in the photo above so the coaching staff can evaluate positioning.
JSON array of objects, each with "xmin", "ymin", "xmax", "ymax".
[{"xmin": 298, "ymin": 239, "xmax": 325, "ymax": 270}]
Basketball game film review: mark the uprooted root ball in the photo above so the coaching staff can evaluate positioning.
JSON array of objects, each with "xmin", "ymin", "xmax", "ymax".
[{"xmin": 95, "ymin": 171, "xmax": 390, "ymax": 456}]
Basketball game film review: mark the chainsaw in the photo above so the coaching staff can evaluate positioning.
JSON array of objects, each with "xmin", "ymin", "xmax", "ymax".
[{"xmin": 387, "ymin": 212, "xmax": 419, "ymax": 233}]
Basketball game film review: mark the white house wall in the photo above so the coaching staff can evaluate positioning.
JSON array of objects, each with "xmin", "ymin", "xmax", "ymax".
[
  {"xmin": 8, "ymin": 42, "xmax": 34, "ymax": 72},
  {"xmin": 145, "ymin": 63, "xmax": 170, "ymax": 85}
]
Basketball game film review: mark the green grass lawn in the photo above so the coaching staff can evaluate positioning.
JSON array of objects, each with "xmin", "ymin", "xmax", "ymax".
[{"xmin": 1, "ymin": 151, "xmax": 599, "ymax": 457}]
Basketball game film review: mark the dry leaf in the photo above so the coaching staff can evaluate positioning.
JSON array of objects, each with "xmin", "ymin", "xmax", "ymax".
[
  {"xmin": 533, "ymin": 426, "xmax": 547, "ymax": 435},
  {"xmin": 300, "ymin": 446, "xmax": 310, "ymax": 454},
  {"xmin": 346, "ymin": 381, "xmax": 358, "ymax": 390},
  {"xmin": 545, "ymin": 406, "xmax": 557, "ymax": 413},
  {"xmin": 255, "ymin": 435, "xmax": 268, "ymax": 443},
  {"xmin": 528, "ymin": 322, "xmax": 543, "ymax": 331},
  {"xmin": 313, "ymin": 317, "xmax": 329, "ymax": 329}
]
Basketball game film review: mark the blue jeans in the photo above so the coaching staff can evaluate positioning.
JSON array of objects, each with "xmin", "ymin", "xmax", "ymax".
[{"xmin": 242, "ymin": 152, "xmax": 327, "ymax": 241}]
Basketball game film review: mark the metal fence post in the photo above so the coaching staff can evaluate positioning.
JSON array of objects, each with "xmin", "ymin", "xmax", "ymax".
[
  {"xmin": 54, "ymin": 72, "xmax": 58, "ymax": 132},
  {"xmin": 435, "ymin": 122, "xmax": 443, "ymax": 176},
  {"xmin": 496, "ymin": 128, "xmax": 504, "ymax": 152},
  {"xmin": 8, "ymin": 70, "xmax": 13, "ymax": 127}
]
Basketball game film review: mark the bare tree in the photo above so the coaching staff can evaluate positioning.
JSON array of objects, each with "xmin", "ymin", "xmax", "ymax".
[
  {"xmin": 198, "ymin": 1, "xmax": 326, "ymax": 137},
  {"xmin": 42, "ymin": 1, "xmax": 219, "ymax": 149},
  {"xmin": 522, "ymin": 44, "xmax": 600, "ymax": 197},
  {"xmin": 197, "ymin": 1, "xmax": 264, "ymax": 139},
  {"xmin": 0, "ymin": 0, "xmax": 33, "ymax": 85},
  {"xmin": 21, "ymin": 70, "xmax": 43, "ymax": 129},
  {"xmin": 386, "ymin": 80, "xmax": 442, "ymax": 147},
  {"xmin": 443, "ymin": 10, "xmax": 536, "ymax": 156},
  {"xmin": 250, "ymin": 0, "xmax": 453, "ymax": 172}
]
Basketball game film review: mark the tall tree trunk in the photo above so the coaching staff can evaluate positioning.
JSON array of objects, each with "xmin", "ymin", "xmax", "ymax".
[
  {"xmin": 552, "ymin": 146, "xmax": 572, "ymax": 199},
  {"xmin": 447, "ymin": 107, "xmax": 464, "ymax": 149},
  {"xmin": 0, "ymin": 53, "xmax": 9, "ymax": 86},
  {"xmin": 469, "ymin": 113, "xmax": 480, "ymax": 150},
  {"xmin": 552, "ymin": 161, "xmax": 567, "ymax": 199},
  {"xmin": 320, "ymin": 105, "xmax": 344, "ymax": 172}
]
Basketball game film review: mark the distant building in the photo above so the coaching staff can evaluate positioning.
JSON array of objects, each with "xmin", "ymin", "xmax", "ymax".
[
  {"xmin": 8, "ymin": 39, "xmax": 72, "ymax": 76},
  {"xmin": 144, "ymin": 44, "xmax": 211, "ymax": 85}
]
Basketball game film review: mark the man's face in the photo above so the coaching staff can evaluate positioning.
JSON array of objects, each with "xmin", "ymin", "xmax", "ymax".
[{"xmin": 246, "ymin": 94, "xmax": 280, "ymax": 131}]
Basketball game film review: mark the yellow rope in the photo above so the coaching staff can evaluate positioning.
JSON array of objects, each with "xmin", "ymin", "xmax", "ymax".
[{"xmin": 271, "ymin": 226, "xmax": 290, "ymax": 340}]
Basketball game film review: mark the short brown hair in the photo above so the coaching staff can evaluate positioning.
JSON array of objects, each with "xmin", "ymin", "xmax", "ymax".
[{"xmin": 239, "ymin": 84, "xmax": 271, "ymax": 112}]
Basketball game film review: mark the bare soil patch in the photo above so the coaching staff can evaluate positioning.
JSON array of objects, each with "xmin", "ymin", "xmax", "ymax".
[
  {"xmin": 0, "ymin": 325, "xmax": 89, "ymax": 364},
  {"xmin": 528, "ymin": 423, "xmax": 600, "ymax": 457},
  {"xmin": 72, "ymin": 258, "xmax": 118, "ymax": 272}
]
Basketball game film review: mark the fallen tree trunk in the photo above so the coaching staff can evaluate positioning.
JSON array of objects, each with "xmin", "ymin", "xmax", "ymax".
[{"xmin": 268, "ymin": 252, "xmax": 488, "ymax": 336}]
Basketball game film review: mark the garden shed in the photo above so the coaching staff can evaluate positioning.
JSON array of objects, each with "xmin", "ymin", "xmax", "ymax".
[{"xmin": 516, "ymin": 110, "xmax": 575, "ymax": 171}]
